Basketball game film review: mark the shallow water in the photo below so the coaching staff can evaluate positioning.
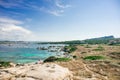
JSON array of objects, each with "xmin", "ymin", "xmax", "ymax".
[{"xmin": 0, "ymin": 43, "xmax": 65, "ymax": 63}]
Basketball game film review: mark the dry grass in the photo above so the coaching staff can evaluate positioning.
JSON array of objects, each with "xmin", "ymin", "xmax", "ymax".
[{"xmin": 56, "ymin": 45, "xmax": 120, "ymax": 80}]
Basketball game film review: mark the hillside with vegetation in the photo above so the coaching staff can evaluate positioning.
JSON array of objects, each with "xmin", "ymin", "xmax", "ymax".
[
  {"xmin": 56, "ymin": 44, "xmax": 120, "ymax": 80},
  {"xmin": 0, "ymin": 36, "xmax": 119, "ymax": 45},
  {"xmin": 36, "ymin": 35, "xmax": 120, "ymax": 45},
  {"xmin": 0, "ymin": 36, "xmax": 120, "ymax": 80}
]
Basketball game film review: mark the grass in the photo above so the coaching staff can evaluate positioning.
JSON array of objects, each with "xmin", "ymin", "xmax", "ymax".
[
  {"xmin": 44, "ymin": 56, "xmax": 71, "ymax": 62},
  {"xmin": 93, "ymin": 45, "xmax": 104, "ymax": 51},
  {"xmin": 79, "ymin": 44, "xmax": 84, "ymax": 46},
  {"xmin": 83, "ymin": 55, "xmax": 104, "ymax": 60},
  {"xmin": 56, "ymin": 57, "xmax": 71, "ymax": 62}
]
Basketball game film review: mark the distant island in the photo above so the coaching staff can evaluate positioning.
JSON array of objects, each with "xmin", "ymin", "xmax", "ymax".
[
  {"xmin": 35, "ymin": 35, "xmax": 120, "ymax": 45},
  {"xmin": 0, "ymin": 35, "xmax": 120, "ymax": 45}
]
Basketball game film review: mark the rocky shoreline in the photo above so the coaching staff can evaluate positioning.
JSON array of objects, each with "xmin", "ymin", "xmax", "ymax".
[
  {"xmin": 0, "ymin": 44, "xmax": 120, "ymax": 80},
  {"xmin": 0, "ymin": 63, "xmax": 73, "ymax": 80}
]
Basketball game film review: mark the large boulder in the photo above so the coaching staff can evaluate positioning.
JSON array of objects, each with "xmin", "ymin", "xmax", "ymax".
[{"xmin": 0, "ymin": 63, "xmax": 73, "ymax": 80}]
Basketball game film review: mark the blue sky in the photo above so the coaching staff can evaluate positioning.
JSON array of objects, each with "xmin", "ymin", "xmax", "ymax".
[{"xmin": 0, "ymin": 0, "xmax": 120, "ymax": 41}]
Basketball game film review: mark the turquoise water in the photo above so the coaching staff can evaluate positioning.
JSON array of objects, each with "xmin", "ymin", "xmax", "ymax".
[{"xmin": 0, "ymin": 43, "xmax": 65, "ymax": 63}]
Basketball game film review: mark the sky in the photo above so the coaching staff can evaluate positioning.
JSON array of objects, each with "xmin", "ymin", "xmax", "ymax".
[{"xmin": 0, "ymin": 0, "xmax": 120, "ymax": 41}]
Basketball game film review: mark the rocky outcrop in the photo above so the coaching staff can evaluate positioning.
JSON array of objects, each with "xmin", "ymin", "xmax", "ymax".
[{"xmin": 0, "ymin": 63, "xmax": 73, "ymax": 80}]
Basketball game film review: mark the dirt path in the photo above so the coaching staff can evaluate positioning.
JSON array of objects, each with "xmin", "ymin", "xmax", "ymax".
[{"xmin": 56, "ymin": 45, "xmax": 120, "ymax": 80}]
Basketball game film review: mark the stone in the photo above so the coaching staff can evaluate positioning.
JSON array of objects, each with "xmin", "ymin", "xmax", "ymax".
[{"xmin": 0, "ymin": 63, "xmax": 73, "ymax": 80}]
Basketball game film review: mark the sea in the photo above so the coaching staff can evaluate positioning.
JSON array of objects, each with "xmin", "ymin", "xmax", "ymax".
[{"xmin": 0, "ymin": 42, "xmax": 65, "ymax": 64}]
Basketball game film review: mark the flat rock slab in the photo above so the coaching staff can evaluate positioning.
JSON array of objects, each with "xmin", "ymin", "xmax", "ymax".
[{"xmin": 0, "ymin": 63, "xmax": 73, "ymax": 80}]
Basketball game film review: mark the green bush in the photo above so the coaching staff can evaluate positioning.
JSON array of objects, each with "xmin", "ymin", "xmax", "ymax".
[
  {"xmin": 69, "ymin": 47, "xmax": 77, "ymax": 52},
  {"xmin": 56, "ymin": 58, "xmax": 71, "ymax": 62},
  {"xmin": 0, "ymin": 61, "xmax": 11, "ymax": 67},
  {"xmin": 93, "ymin": 46, "xmax": 104, "ymax": 51},
  {"xmin": 79, "ymin": 44, "xmax": 84, "ymax": 46},
  {"xmin": 44, "ymin": 56, "xmax": 57, "ymax": 62},
  {"xmin": 73, "ymin": 55, "xmax": 77, "ymax": 59},
  {"xmin": 64, "ymin": 45, "xmax": 77, "ymax": 53},
  {"xmin": 44, "ymin": 56, "xmax": 71, "ymax": 62},
  {"xmin": 84, "ymin": 56, "xmax": 104, "ymax": 60}
]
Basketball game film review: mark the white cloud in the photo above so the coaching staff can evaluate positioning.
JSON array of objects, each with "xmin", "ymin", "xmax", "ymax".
[
  {"xmin": 48, "ymin": 10, "xmax": 64, "ymax": 16},
  {"xmin": 47, "ymin": 0, "xmax": 71, "ymax": 16},
  {"xmin": 0, "ymin": 17, "xmax": 35, "ymax": 41},
  {"xmin": 0, "ymin": 17, "xmax": 23, "ymax": 24},
  {"xmin": 55, "ymin": 0, "xmax": 71, "ymax": 9},
  {"xmin": 0, "ymin": 0, "xmax": 71, "ymax": 16}
]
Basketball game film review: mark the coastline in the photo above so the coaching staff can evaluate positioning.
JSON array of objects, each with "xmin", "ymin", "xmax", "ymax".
[
  {"xmin": 0, "ymin": 63, "xmax": 73, "ymax": 80},
  {"xmin": 0, "ymin": 43, "xmax": 67, "ymax": 64},
  {"xmin": 0, "ymin": 44, "xmax": 120, "ymax": 80}
]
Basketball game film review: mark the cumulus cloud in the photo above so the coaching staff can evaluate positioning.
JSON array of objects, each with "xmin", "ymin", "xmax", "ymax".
[{"xmin": 0, "ymin": 17, "xmax": 35, "ymax": 41}]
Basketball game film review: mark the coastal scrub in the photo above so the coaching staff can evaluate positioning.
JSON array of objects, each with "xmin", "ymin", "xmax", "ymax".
[
  {"xmin": 44, "ymin": 56, "xmax": 71, "ymax": 62},
  {"xmin": 93, "ymin": 45, "xmax": 104, "ymax": 51},
  {"xmin": 64, "ymin": 45, "xmax": 77, "ymax": 53},
  {"xmin": 83, "ymin": 56, "xmax": 104, "ymax": 60},
  {"xmin": 0, "ymin": 61, "xmax": 11, "ymax": 67}
]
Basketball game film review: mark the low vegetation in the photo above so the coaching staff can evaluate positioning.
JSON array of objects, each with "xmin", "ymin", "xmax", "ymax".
[
  {"xmin": 56, "ymin": 57, "xmax": 71, "ymax": 62},
  {"xmin": 109, "ymin": 52, "xmax": 120, "ymax": 59},
  {"xmin": 83, "ymin": 56, "xmax": 104, "ymax": 60},
  {"xmin": 44, "ymin": 56, "xmax": 71, "ymax": 62},
  {"xmin": 81, "ymin": 52, "xmax": 87, "ymax": 54},
  {"xmin": 93, "ymin": 45, "xmax": 104, "ymax": 51},
  {"xmin": 63, "ymin": 45, "xmax": 77, "ymax": 53},
  {"xmin": 85, "ymin": 45, "xmax": 91, "ymax": 48},
  {"xmin": 0, "ymin": 61, "xmax": 11, "ymax": 67},
  {"xmin": 73, "ymin": 55, "xmax": 77, "ymax": 59}
]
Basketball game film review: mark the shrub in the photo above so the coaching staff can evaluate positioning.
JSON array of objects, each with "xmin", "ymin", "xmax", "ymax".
[
  {"xmin": 44, "ymin": 56, "xmax": 71, "ymax": 62},
  {"xmin": 0, "ymin": 61, "xmax": 11, "ymax": 67},
  {"xmin": 44, "ymin": 56, "xmax": 57, "ymax": 62},
  {"xmin": 73, "ymin": 55, "xmax": 77, "ymax": 59},
  {"xmin": 93, "ymin": 46, "xmax": 104, "ymax": 51},
  {"xmin": 81, "ymin": 52, "xmax": 86, "ymax": 54},
  {"xmin": 79, "ymin": 44, "xmax": 84, "ymax": 46},
  {"xmin": 69, "ymin": 47, "xmax": 77, "ymax": 52},
  {"xmin": 64, "ymin": 45, "xmax": 77, "ymax": 53},
  {"xmin": 85, "ymin": 45, "xmax": 91, "ymax": 48},
  {"xmin": 56, "ymin": 58, "xmax": 71, "ymax": 62},
  {"xmin": 83, "ymin": 56, "xmax": 104, "ymax": 60}
]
